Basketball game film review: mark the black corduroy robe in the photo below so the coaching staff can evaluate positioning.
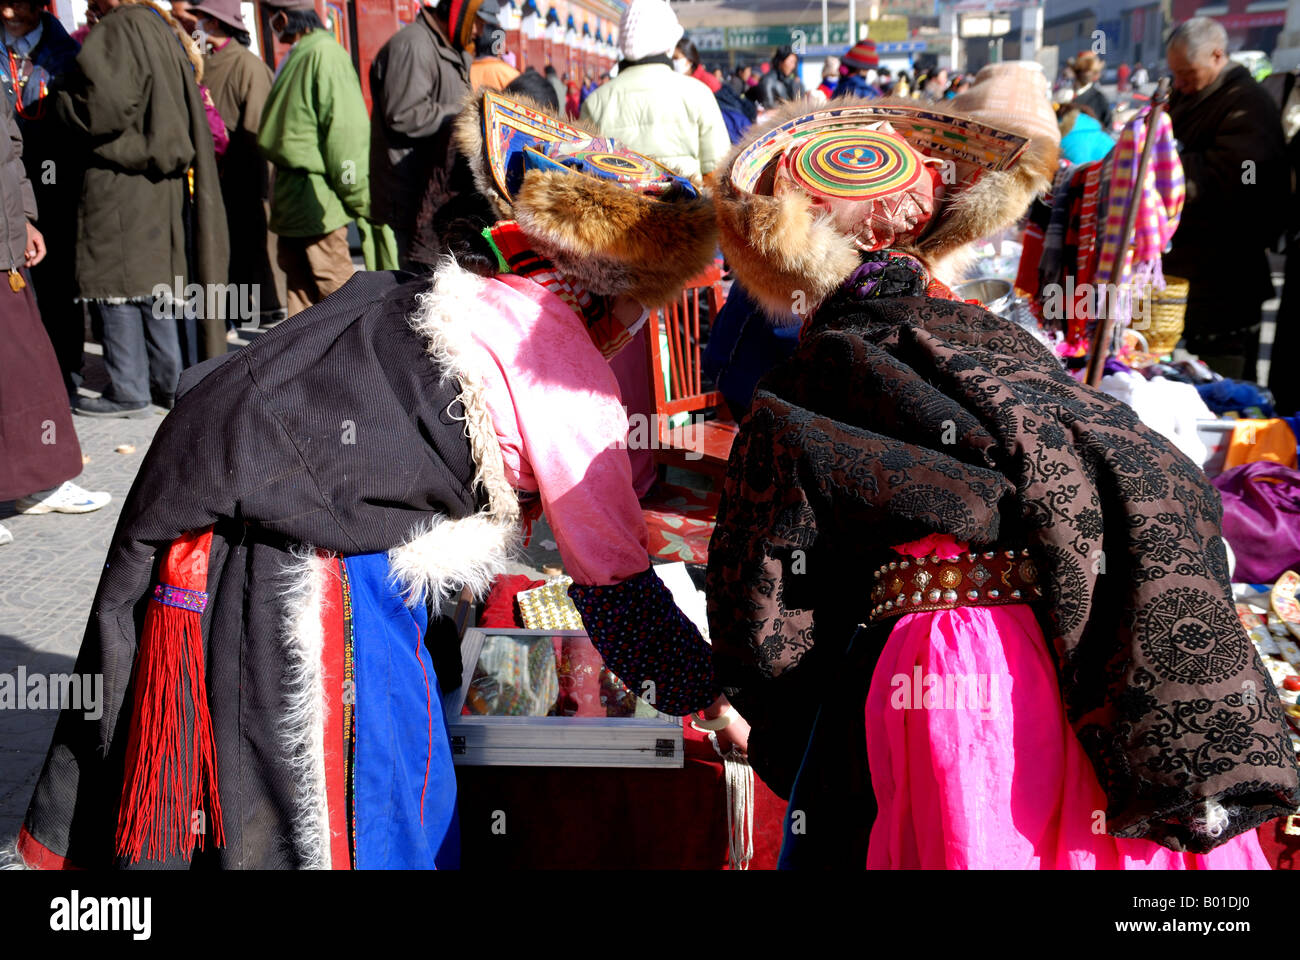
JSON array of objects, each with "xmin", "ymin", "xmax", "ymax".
[{"xmin": 22, "ymin": 271, "xmax": 482, "ymax": 868}]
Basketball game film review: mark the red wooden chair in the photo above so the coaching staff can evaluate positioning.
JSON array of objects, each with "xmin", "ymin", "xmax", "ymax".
[{"xmin": 644, "ymin": 263, "xmax": 737, "ymax": 480}]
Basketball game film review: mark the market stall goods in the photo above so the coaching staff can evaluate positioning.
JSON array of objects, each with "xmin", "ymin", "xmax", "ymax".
[
  {"xmin": 15, "ymin": 91, "xmax": 722, "ymax": 870},
  {"xmin": 706, "ymin": 64, "xmax": 1299, "ymax": 869}
]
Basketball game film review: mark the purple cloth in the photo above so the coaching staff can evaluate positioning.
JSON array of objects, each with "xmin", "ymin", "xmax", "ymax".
[{"xmin": 1212, "ymin": 460, "xmax": 1300, "ymax": 583}]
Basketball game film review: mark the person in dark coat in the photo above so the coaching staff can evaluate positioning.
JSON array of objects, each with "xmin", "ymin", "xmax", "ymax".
[
  {"xmin": 0, "ymin": 93, "xmax": 109, "ymax": 545},
  {"xmin": 1263, "ymin": 65, "xmax": 1300, "ymax": 413},
  {"xmin": 0, "ymin": 0, "xmax": 82, "ymax": 400},
  {"xmin": 368, "ymin": 0, "xmax": 479, "ymax": 271},
  {"xmin": 748, "ymin": 45, "xmax": 803, "ymax": 109},
  {"xmin": 191, "ymin": 0, "xmax": 283, "ymax": 326},
  {"xmin": 1068, "ymin": 51, "xmax": 1111, "ymax": 128},
  {"xmin": 58, "ymin": 0, "xmax": 229, "ymax": 417},
  {"xmin": 15, "ymin": 91, "xmax": 724, "ymax": 869},
  {"xmin": 506, "ymin": 65, "xmax": 558, "ymax": 111},
  {"xmin": 1165, "ymin": 17, "xmax": 1288, "ymax": 384}
]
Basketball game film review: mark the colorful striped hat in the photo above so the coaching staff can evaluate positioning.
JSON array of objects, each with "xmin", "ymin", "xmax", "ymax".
[{"xmin": 843, "ymin": 39, "xmax": 879, "ymax": 72}]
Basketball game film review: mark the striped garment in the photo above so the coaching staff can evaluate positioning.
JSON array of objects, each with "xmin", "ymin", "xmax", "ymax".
[{"xmin": 1093, "ymin": 109, "xmax": 1185, "ymax": 323}]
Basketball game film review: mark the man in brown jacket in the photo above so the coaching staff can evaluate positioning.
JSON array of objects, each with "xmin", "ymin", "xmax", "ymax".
[{"xmin": 192, "ymin": 0, "xmax": 284, "ymax": 325}]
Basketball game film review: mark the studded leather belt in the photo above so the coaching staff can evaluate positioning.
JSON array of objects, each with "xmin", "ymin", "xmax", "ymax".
[{"xmin": 869, "ymin": 547, "xmax": 1043, "ymax": 622}]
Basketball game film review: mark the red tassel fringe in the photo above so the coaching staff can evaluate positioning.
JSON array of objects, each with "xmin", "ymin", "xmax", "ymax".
[{"xmin": 115, "ymin": 528, "xmax": 225, "ymax": 864}]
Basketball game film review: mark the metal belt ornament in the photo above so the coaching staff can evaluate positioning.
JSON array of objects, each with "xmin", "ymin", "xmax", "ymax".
[{"xmin": 869, "ymin": 547, "xmax": 1043, "ymax": 623}]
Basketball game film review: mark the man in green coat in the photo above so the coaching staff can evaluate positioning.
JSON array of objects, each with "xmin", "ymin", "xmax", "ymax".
[{"xmin": 258, "ymin": 0, "xmax": 369, "ymax": 317}]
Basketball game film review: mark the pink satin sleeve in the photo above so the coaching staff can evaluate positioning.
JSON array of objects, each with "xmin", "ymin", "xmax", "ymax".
[{"xmin": 466, "ymin": 274, "xmax": 651, "ymax": 587}]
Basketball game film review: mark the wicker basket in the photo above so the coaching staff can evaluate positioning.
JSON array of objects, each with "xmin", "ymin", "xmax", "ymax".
[{"xmin": 1135, "ymin": 275, "xmax": 1189, "ymax": 355}]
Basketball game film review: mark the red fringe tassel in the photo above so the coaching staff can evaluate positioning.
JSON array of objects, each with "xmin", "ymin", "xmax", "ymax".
[{"xmin": 115, "ymin": 528, "xmax": 225, "ymax": 864}]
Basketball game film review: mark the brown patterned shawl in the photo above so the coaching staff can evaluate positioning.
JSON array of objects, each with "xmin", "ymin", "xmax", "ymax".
[{"xmin": 706, "ymin": 289, "xmax": 1299, "ymax": 853}]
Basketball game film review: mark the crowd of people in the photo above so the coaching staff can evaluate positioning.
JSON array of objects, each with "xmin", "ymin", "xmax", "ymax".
[{"xmin": 5, "ymin": 0, "xmax": 1300, "ymax": 873}]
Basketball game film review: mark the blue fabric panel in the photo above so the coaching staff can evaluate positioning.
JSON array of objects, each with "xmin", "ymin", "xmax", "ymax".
[
  {"xmin": 346, "ymin": 552, "xmax": 460, "ymax": 869},
  {"xmin": 702, "ymin": 282, "xmax": 802, "ymax": 417}
]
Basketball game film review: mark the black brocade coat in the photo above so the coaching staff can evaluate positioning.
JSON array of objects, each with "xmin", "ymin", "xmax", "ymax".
[
  {"xmin": 707, "ymin": 290, "xmax": 1300, "ymax": 862},
  {"xmin": 23, "ymin": 272, "xmax": 481, "ymax": 868}
]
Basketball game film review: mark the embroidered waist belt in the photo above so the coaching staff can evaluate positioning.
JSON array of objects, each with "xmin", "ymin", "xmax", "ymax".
[{"xmin": 869, "ymin": 547, "xmax": 1042, "ymax": 622}]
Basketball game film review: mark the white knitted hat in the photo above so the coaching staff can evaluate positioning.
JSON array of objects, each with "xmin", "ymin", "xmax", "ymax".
[{"xmin": 618, "ymin": 0, "xmax": 684, "ymax": 61}]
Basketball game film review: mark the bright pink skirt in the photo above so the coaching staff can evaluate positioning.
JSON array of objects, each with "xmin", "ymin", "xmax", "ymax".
[{"xmin": 864, "ymin": 603, "xmax": 1269, "ymax": 869}]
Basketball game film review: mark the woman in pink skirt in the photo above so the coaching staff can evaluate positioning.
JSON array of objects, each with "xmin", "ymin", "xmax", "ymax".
[{"xmin": 706, "ymin": 66, "xmax": 1296, "ymax": 868}]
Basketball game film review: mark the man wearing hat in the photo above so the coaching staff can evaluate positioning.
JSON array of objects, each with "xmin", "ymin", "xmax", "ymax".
[
  {"xmin": 833, "ymin": 39, "xmax": 882, "ymax": 99},
  {"xmin": 190, "ymin": 0, "xmax": 282, "ymax": 325},
  {"xmin": 257, "ymin": 0, "xmax": 369, "ymax": 316},
  {"xmin": 369, "ymin": 1, "xmax": 497, "ymax": 270}
]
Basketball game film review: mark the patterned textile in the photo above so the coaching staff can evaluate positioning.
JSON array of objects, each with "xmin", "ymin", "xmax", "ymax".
[
  {"xmin": 481, "ymin": 87, "xmax": 697, "ymax": 202},
  {"xmin": 799, "ymin": 250, "xmax": 955, "ymax": 337},
  {"xmin": 641, "ymin": 483, "xmax": 719, "ymax": 564},
  {"xmin": 485, "ymin": 220, "xmax": 646, "ymax": 359},
  {"xmin": 568, "ymin": 566, "xmax": 718, "ymax": 716},
  {"xmin": 515, "ymin": 577, "xmax": 584, "ymax": 630},
  {"xmin": 1094, "ymin": 109, "xmax": 1185, "ymax": 323},
  {"xmin": 707, "ymin": 289, "xmax": 1300, "ymax": 853}
]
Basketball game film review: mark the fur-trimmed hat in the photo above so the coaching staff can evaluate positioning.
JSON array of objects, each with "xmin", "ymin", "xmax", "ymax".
[
  {"xmin": 453, "ymin": 89, "xmax": 717, "ymax": 307},
  {"xmin": 714, "ymin": 64, "xmax": 1060, "ymax": 318}
]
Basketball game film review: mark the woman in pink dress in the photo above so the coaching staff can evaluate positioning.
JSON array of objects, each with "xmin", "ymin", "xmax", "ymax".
[{"xmin": 705, "ymin": 64, "xmax": 1297, "ymax": 869}]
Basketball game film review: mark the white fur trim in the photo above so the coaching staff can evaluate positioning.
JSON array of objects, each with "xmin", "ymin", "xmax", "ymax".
[
  {"xmin": 388, "ymin": 512, "xmax": 516, "ymax": 608},
  {"xmin": 398, "ymin": 257, "xmax": 522, "ymax": 605},
  {"xmin": 0, "ymin": 838, "xmax": 29, "ymax": 869},
  {"xmin": 278, "ymin": 549, "xmax": 332, "ymax": 870},
  {"xmin": 1192, "ymin": 798, "xmax": 1233, "ymax": 840}
]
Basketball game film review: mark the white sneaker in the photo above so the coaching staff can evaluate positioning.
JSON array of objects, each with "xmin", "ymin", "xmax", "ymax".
[
  {"xmin": 15, "ymin": 481, "xmax": 112, "ymax": 515},
  {"xmin": 0, "ymin": 522, "xmax": 11, "ymax": 545}
]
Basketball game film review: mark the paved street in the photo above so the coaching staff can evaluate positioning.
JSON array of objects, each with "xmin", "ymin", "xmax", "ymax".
[{"xmin": 0, "ymin": 324, "xmax": 561, "ymax": 847}]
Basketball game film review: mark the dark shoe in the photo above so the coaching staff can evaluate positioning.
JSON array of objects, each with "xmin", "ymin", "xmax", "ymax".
[
  {"xmin": 151, "ymin": 394, "xmax": 175, "ymax": 411},
  {"xmin": 73, "ymin": 396, "xmax": 152, "ymax": 419}
]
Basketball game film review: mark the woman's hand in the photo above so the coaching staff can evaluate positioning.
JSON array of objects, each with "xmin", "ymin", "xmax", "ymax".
[
  {"xmin": 24, "ymin": 222, "xmax": 45, "ymax": 268},
  {"xmin": 699, "ymin": 694, "xmax": 750, "ymax": 757}
]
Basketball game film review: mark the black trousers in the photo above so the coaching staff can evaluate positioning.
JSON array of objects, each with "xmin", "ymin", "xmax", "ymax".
[
  {"xmin": 31, "ymin": 244, "xmax": 83, "ymax": 398},
  {"xmin": 1271, "ymin": 247, "xmax": 1300, "ymax": 415}
]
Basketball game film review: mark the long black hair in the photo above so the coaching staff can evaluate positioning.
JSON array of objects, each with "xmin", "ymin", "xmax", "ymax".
[
  {"xmin": 280, "ymin": 8, "xmax": 324, "ymax": 36},
  {"xmin": 676, "ymin": 36, "xmax": 701, "ymax": 73}
]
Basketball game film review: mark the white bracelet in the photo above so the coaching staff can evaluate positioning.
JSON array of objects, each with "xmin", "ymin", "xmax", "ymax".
[{"xmin": 690, "ymin": 707, "xmax": 735, "ymax": 732}]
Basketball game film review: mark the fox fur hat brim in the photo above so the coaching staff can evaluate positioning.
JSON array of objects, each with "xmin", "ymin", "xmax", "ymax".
[
  {"xmin": 715, "ymin": 95, "xmax": 1060, "ymax": 319},
  {"xmin": 453, "ymin": 90, "xmax": 718, "ymax": 308}
]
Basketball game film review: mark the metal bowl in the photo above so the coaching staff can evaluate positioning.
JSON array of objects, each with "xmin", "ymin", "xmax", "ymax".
[{"xmin": 953, "ymin": 278, "xmax": 1014, "ymax": 316}]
